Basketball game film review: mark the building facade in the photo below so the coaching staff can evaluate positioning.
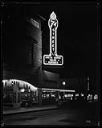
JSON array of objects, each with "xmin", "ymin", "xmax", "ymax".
[{"xmin": 3, "ymin": 13, "xmax": 60, "ymax": 92}]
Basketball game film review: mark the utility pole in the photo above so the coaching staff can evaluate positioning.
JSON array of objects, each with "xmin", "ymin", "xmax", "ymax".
[{"xmin": 87, "ymin": 76, "xmax": 90, "ymax": 91}]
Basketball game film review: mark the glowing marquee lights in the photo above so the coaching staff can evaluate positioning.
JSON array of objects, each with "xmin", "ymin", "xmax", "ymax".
[{"xmin": 43, "ymin": 11, "xmax": 63, "ymax": 65}]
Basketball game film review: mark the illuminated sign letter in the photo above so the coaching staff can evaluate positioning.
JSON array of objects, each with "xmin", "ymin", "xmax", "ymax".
[{"xmin": 43, "ymin": 11, "xmax": 63, "ymax": 65}]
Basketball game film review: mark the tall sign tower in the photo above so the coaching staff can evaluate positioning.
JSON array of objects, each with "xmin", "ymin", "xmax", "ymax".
[{"xmin": 43, "ymin": 12, "xmax": 63, "ymax": 65}]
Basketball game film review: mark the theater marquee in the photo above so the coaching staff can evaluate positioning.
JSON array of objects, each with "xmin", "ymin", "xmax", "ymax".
[{"xmin": 43, "ymin": 12, "xmax": 63, "ymax": 65}]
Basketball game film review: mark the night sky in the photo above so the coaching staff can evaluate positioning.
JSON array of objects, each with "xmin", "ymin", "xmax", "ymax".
[{"xmin": 3, "ymin": 2, "xmax": 100, "ymax": 78}]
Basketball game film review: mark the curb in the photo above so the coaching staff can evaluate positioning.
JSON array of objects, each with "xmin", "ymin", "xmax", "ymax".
[{"xmin": 3, "ymin": 106, "xmax": 58, "ymax": 115}]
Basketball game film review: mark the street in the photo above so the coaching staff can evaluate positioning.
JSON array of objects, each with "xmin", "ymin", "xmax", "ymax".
[{"xmin": 3, "ymin": 102, "xmax": 100, "ymax": 126}]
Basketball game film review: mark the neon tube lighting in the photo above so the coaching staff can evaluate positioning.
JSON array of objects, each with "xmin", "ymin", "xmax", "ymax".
[
  {"xmin": 43, "ymin": 11, "xmax": 63, "ymax": 65},
  {"xmin": 42, "ymin": 88, "xmax": 75, "ymax": 92},
  {"xmin": 2, "ymin": 79, "xmax": 38, "ymax": 90}
]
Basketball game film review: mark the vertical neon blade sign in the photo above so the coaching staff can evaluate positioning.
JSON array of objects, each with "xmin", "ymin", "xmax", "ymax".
[{"xmin": 43, "ymin": 12, "xmax": 63, "ymax": 65}]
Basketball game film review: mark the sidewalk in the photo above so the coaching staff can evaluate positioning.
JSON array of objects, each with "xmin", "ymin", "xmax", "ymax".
[{"xmin": 3, "ymin": 105, "xmax": 58, "ymax": 115}]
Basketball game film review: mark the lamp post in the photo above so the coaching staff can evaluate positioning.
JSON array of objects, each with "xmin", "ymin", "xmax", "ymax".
[{"xmin": 62, "ymin": 81, "xmax": 66, "ymax": 100}]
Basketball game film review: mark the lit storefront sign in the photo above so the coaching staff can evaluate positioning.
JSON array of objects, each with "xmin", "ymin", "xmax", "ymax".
[
  {"xmin": 2, "ymin": 79, "xmax": 38, "ymax": 91},
  {"xmin": 43, "ymin": 11, "xmax": 63, "ymax": 65}
]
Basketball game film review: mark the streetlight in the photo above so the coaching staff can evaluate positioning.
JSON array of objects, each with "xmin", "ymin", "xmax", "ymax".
[{"xmin": 62, "ymin": 81, "xmax": 66, "ymax": 86}]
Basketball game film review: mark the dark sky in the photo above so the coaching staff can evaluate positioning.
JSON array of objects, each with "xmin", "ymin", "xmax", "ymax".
[
  {"xmin": 33, "ymin": 2, "xmax": 99, "ymax": 78},
  {"xmin": 3, "ymin": 2, "xmax": 100, "ymax": 78}
]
